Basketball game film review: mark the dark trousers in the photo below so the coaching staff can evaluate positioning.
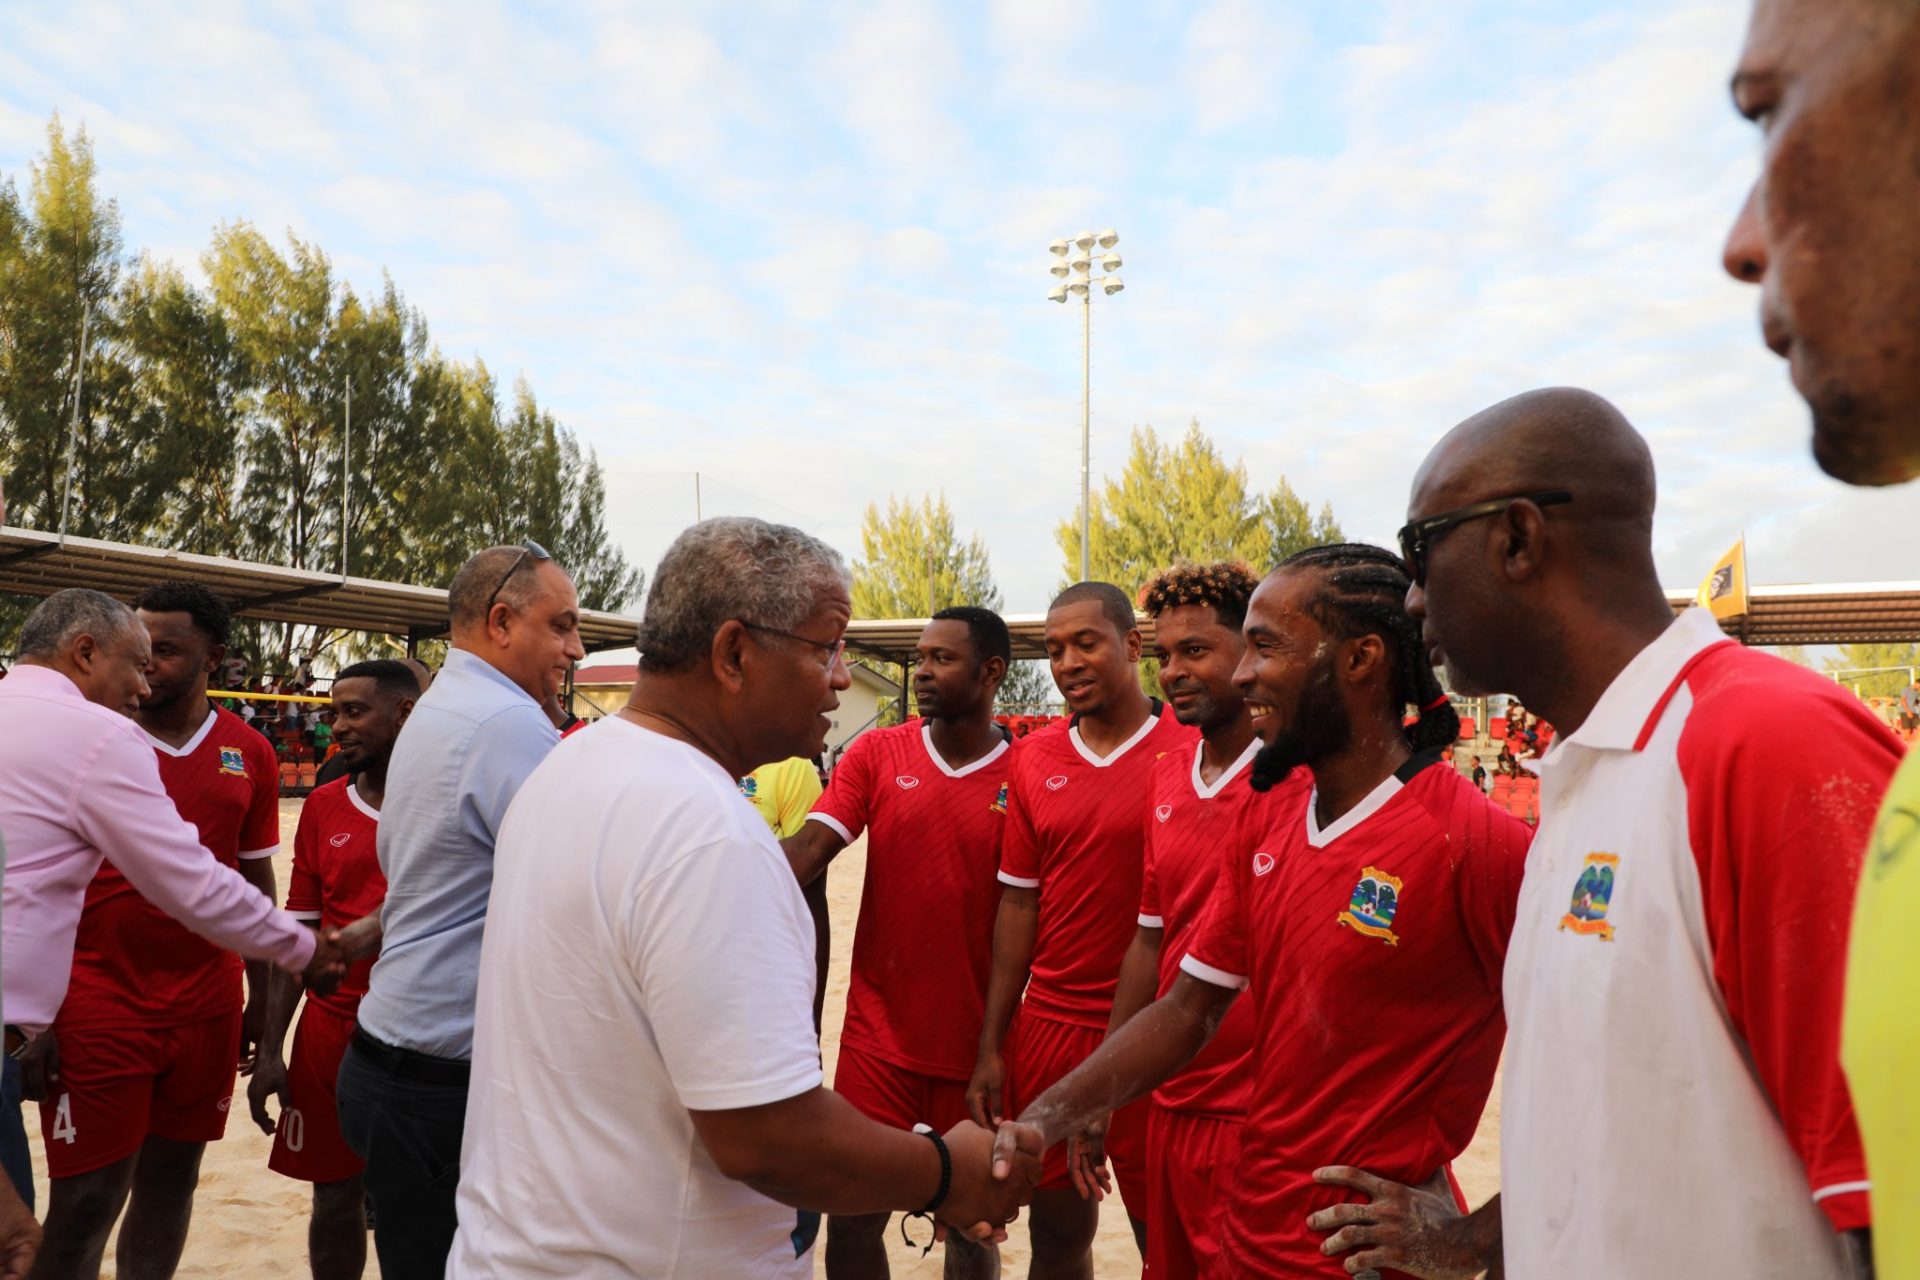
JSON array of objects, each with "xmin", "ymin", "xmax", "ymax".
[
  {"xmin": 336, "ymin": 1035, "xmax": 469, "ymax": 1279},
  {"xmin": 0, "ymin": 1056, "xmax": 30, "ymax": 1211}
]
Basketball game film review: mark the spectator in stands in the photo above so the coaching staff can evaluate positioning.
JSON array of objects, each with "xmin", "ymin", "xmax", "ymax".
[
  {"xmin": 1471, "ymin": 755, "xmax": 1489, "ymax": 793},
  {"xmin": 289, "ymin": 654, "xmax": 316, "ymax": 694},
  {"xmin": 1900, "ymin": 680, "xmax": 1919, "ymax": 738}
]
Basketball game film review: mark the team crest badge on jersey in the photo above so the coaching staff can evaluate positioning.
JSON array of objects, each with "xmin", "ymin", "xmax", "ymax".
[
  {"xmin": 990, "ymin": 782, "xmax": 1008, "ymax": 814},
  {"xmin": 737, "ymin": 776, "xmax": 759, "ymax": 799},
  {"xmin": 1045, "ymin": 775, "xmax": 1069, "ymax": 791},
  {"xmin": 895, "ymin": 775, "xmax": 920, "ymax": 790},
  {"xmin": 1155, "ymin": 804, "xmax": 1172, "ymax": 823},
  {"xmin": 1337, "ymin": 866, "xmax": 1403, "ymax": 946},
  {"xmin": 218, "ymin": 746, "xmax": 247, "ymax": 777},
  {"xmin": 1557, "ymin": 852, "xmax": 1619, "ymax": 940}
]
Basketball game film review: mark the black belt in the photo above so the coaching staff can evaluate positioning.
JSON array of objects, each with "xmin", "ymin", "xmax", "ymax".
[{"xmin": 350, "ymin": 1029, "xmax": 471, "ymax": 1086}]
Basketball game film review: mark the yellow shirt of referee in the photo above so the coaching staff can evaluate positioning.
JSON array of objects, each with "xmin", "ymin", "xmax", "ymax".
[
  {"xmin": 740, "ymin": 756, "xmax": 823, "ymax": 840},
  {"xmin": 1846, "ymin": 749, "xmax": 1920, "ymax": 1277}
]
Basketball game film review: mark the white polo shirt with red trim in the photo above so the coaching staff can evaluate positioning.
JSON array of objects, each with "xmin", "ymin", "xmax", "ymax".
[{"xmin": 1501, "ymin": 607, "xmax": 1896, "ymax": 1278}]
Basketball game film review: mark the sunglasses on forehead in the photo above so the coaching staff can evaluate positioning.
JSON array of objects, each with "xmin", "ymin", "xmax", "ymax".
[
  {"xmin": 1396, "ymin": 491, "xmax": 1573, "ymax": 586},
  {"xmin": 484, "ymin": 539, "xmax": 553, "ymax": 614}
]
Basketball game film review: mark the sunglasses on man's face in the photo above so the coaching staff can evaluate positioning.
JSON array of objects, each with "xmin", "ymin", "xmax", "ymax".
[
  {"xmin": 1397, "ymin": 491, "xmax": 1573, "ymax": 586},
  {"xmin": 485, "ymin": 539, "xmax": 554, "ymax": 615}
]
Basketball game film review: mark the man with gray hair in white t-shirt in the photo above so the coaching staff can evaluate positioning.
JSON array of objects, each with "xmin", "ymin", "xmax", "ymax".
[{"xmin": 451, "ymin": 517, "xmax": 1040, "ymax": 1279}]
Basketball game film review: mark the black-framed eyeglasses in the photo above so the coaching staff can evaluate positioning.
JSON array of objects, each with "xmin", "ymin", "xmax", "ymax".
[
  {"xmin": 484, "ymin": 539, "xmax": 553, "ymax": 615},
  {"xmin": 1397, "ymin": 491, "xmax": 1573, "ymax": 586},
  {"xmin": 738, "ymin": 620, "xmax": 847, "ymax": 671}
]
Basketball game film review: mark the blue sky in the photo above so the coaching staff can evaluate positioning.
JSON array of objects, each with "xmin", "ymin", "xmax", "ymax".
[{"xmin": 4, "ymin": 0, "xmax": 1915, "ymax": 614}]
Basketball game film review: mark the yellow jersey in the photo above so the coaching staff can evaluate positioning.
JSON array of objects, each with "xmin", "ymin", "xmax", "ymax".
[
  {"xmin": 1845, "ymin": 745, "xmax": 1920, "ymax": 1277},
  {"xmin": 739, "ymin": 757, "xmax": 823, "ymax": 840}
]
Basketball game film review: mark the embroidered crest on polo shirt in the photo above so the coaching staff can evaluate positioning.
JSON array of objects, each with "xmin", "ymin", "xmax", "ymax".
[
  {"xmin": 990, "ymin": 782, "xmax": 1008, "ymax": 814},
  {"xmin": 1337, "ymin": 865, "xmax": 1403, "ymax": 946},
  {"xmin": 737, "ymin": 776, "xmax": 758, "ymax": 799},
  {"xmin": 218, "ymin": 746, "xmax": 247, "ymax": 777},
  {"xmin": 329, "ymin": 832, "xmax": 352, "ymax": 847},
  {"xmin": 1557, "ymin": 852, "xmax": 1619, "ymax": 941},
  {"xmin": 1252, "ymin": 851, "xmax": 1275, "ymax": 877},
  {"xmin": 1045, "ymin": 775, "xmax": 1069, "ymax": 791},
  {"xmin": 895, "ymin": 775, "xmax": 920, "ymax": 790},
  {"xmin": 1155, "ymin": 804, "xmax": 1172, "ymax": 823}
]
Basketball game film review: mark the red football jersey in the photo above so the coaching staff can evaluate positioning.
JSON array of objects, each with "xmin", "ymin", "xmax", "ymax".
[
  {"xmin": 811, "ymin": 720, "xmax": 1012, "ymax": 1078},
  {"xmin": 62, "ymin": 705, "xmax": 281, "ymax": 1028},
  {"xmin": 1184, "ymin": 755, "xmax": 1531, "ymax": 1275},
  {"xmin": 285, "ymin": 778, "xmax": 387, "ymax": 1019},
  {"xmin": 1138, "ymin": 739, "xmax": 1274, "ymax": 1116},
  {"xmin": 999, "ymin": 706, "xmax": 1196, "ymax": 1028}
]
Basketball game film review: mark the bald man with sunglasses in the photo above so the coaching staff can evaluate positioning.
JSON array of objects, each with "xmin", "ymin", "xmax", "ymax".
[{"xmin": 336, "ymin": 542, "xmax": 585, "ymax": 1278}]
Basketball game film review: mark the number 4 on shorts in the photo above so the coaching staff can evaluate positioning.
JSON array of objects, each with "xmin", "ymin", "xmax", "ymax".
[{"xmin": 51, "ymin": 1092, "xmax": 76, "ymax": 1145}]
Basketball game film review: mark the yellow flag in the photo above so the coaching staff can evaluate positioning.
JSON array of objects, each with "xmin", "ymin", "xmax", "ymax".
[{"xmin": 1695, "ymin": 537, "xmax": 1749, "ymax": 620}]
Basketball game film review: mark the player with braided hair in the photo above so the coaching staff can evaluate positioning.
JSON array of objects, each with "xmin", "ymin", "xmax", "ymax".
[{"xmin": 990, "ymin": 544, "xmax": 1531, "ymax": 1276}]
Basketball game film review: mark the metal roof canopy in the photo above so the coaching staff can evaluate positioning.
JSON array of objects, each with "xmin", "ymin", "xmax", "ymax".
[
  {"xmin": 845, "ymin": 582, "xmax": 1920, "ymax": 666},
  {"xmin": 0, "ymin": 526, "xmax": 639, "ymax": 652},
  {"xmin": 1663, "ymin": 581, "xmax": 1920, "ymax": 647}
]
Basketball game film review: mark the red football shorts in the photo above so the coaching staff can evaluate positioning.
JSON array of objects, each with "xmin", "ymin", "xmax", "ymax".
[
  {"xmin": 268, "ymin": 1002, "xmax": 363, "ymax": 1184},
  {"xmin": 1146, "ymin": 1103, "xmax": 1243, "ymax": 1280},
  {"xmin": 833, "ymin": 1042, "xmax": 972, "ymax": 1135},
  {"xmin": 1004, "ymin": 1005, "xmax": 1149, "ymax": 1211},
  {"xmin": 38, "ymin": 1009, "xmax": 243, "ymax": 1178}
]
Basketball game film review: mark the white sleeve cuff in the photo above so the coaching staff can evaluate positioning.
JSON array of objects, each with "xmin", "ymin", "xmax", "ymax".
[
  {"xmin": 805, "ymin": 812, "xmax": 855, "ymax": 844},
  {"xmin": 1811, "ymin": 1180, "xmax": 1871, "ymax": 1203},
  {"xmin": 997, "ymin": 871, "xmax": 1041, "ymax": 889},
  {"xmin": 1179, "ymin": 953, "xmax": 1248, "ymax": 991},
  {"xmin": 288, "ymin": 911, "xmax": 323, "ymax": 922},
  {"xmin": 238, "ymin": 846, "xmax": 279, "ymax": 861},
  {"xmin": 1137, "ymin": 914, "xmax": 1165, "ymax": 928}
]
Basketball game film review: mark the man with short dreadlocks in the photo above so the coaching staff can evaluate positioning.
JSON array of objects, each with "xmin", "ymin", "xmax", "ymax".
[{"xmin": 986, "ymin": 544, "xmax": 1532, "ymax": 1277}]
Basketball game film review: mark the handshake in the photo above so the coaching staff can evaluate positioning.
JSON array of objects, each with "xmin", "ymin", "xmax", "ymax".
[
  {"xmin": 295, "ymin": 911, "xmax": 382, "ymax": 995},
  {"xmin": 923, "ymin": 1118, "xmax": 1052, "ymax": 1243}
]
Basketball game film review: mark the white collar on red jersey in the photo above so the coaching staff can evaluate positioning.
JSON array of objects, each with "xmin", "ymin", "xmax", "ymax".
[
  {"xmin": 346, "ymin": 783, "xmax": 381, "ymax": 821},
  {"xmin": 1068, "ymin": 706, "xmax": 1161, "ymax": 768},
  {"xmin": 1547, "ymin": 607, "xmax": 1728, "ymax": 759},
  {"xmin": 1190, "ymin": 736, "xmax": 1259, "ymax": 801},
  {"xmin": 145, "ymin": 705, "xmax": 219, "ymax": 758},
  {"xmin": 920, "ymin": 723, "xmax": 1010, "ymax": 779},
  {"xmin": 1305, "ymin": 772, "xmax": 1404, "ymax": 849}
]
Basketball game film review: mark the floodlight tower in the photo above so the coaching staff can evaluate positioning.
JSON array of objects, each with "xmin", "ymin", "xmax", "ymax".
[{"xmin": 1047, "ymin": 229, "xmax": 1122, "ymax": 584}]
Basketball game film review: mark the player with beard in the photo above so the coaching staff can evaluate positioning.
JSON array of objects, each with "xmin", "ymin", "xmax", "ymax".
[
  {"xmin": 783, "ymin": 606, "xmax": 1013, "ymax": 1280},
  {"xmin": 968, "ymin": 582, "xmax": 1194, "ymax": 1277},
  {"xmin": 1059, "ymin": 562, "xmax": 1274, "ymax": 1280},
  {"xmin": 986, "ymin": 546, "xmax": 1531, "ymax": 1278},
  {"xmin": 249, "ymin": 661, "xmax": 419, "ymax": 1280},
  {"xmin": 36, "ymin": 583, "xmax": 283, "ymax": 1280}
]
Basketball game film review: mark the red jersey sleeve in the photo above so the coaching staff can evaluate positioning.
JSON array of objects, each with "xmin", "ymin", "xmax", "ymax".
[
  {"xmin": 285, "ymin": 796, "xmax": 323, "ymax": 920},
  {"xmin": 238, "ymin": 727, "xmax": 282, "ymax": 860},
  {"xmin": 810, "ymin": 731, "xmax": 875, "ymax": 845},
  {"xmin": 1678, "ymin": 671, "xmax": 1898, "ymax": 1232},
  {"xmin": 1182, "ymin": 834, "xmax": 1250, "ymax": 990},
  {"xmin": 1444, "ymin": 783, "xmax": 1532, "ymax": 993},
  {"xmin": 997, "ymin": 762, "xmax": 1042, "ymax": 889},
  {"xmin": 1139, "ymin": 807, "xmax": 1164, "ymax": 927}
]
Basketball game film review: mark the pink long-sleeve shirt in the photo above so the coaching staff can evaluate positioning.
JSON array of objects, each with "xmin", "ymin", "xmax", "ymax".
[{"xmin": 0, "ymin": 664, "xmax": 316, "ymax": 1033}]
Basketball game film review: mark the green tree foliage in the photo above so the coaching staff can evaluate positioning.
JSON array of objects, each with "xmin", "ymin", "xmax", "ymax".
[
  {"xmin": 851, "ymin": 494, "xmax": 1056, "ymax": 720},
  {"xmin": 1826, "ymin": 643, "xmax": 1920, "ymax": 699},
  {"xmin": 0, "ymin": 116, "xmax": 642, "ymax": 662},
  {"xmin": 1054, "ymin": 419, "xmax": 1343, "ymax": 594}
]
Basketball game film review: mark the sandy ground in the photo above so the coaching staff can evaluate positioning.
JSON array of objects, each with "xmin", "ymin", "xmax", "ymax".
[{"xmin": 27, "ymin": 798, "xmax": 1502, "ymax": 1278}]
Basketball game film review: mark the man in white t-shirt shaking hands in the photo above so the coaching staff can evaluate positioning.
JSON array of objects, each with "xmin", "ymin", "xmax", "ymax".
[{"xmin": 450, "ymin": 517, "xmax": 1040, "ymax": 1279}]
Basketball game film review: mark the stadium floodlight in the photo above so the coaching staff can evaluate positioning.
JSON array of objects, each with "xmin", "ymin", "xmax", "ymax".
[{"xmin": 1044, "ymin": 226, "xmax": 1127, "ymax": 582}]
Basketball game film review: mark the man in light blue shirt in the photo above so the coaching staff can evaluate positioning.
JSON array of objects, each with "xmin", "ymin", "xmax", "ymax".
[{"xmin": 336, "ymin": 541, "xmax": 587, "ymax": 1278}]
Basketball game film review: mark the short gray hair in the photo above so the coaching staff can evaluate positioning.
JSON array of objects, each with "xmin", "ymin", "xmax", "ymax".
[
  {"xmin": 448, "ymin": 545, "xmax": 555, "ymax": 630},
  {"xmin": 18, "ymin": 588, "xmax": 139, "ymax": 659},
  {"xmin": 639, "ymin": 518, "xmax": 850, "ymax": 673}
]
